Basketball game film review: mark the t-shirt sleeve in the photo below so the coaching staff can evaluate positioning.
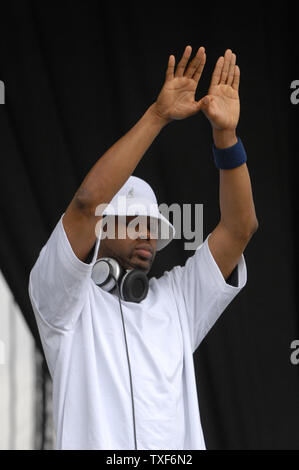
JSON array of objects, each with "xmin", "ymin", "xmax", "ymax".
[
  {"xmin": 167, "ymin": 233, "xmax": 247, "ymax": 353},
  {"xmin": 28, "ymin": 213, "xmax": 101, "ymax": 331}
]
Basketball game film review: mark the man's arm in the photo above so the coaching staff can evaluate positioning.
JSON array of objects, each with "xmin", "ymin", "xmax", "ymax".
[
  {"xmin": 199, "ymin": 50, "xmax": 258, "ymax": 281},
  {"xmin": 208, "ymin": 156, "xmax": 258, "ymax": 281},
  {"xmin": 63, "ymin": 104, "xmax": 167, "ymax": 262},
  {"xmin": 63, "ymin": 45, "xmax": 206, "ymax": 261}
]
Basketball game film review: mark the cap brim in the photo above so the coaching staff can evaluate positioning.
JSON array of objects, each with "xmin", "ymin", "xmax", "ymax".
[{"xmin": 155, "ymin": 213, "xmax": 175, "ymax": 251}]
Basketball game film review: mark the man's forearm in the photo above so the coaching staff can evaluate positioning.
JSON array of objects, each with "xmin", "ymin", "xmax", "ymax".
[
  {"xmin": 74, "ymin": 103, "xmax": 168, "ymax": 214},
  {"xmin": 215, "ymin": 130, "xmax": 258, "ymax": 238},
  {"xmin": 62, "ymin": 45, "xmax": 208, "ymax": 263}
]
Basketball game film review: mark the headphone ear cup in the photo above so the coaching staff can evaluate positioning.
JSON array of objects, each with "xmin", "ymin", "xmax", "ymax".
[
  {"xmin": 92, "ymin": 258, "xmax": 148, "ymax": 303},
  {"xmin": 91, "ymin": 258, "xmax": 123, "ymax": 292},
  {"xmin": 120, "ymin": 269, "xmax": 149, "ymax": 303}
]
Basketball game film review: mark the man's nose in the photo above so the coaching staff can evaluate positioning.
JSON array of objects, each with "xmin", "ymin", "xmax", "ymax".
[{"xmin": 138, "ymin": 225, "xmax": 151, "ymax": 240}]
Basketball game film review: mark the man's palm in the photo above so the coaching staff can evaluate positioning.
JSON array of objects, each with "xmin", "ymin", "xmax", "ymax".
[
  {"xmin": 157, "ymin": 77, "xmax": 201, "ymax": 119},
  {"xmin": 155, "ymin": 46, "xmax": 206, "ymax": 121},
  {"xmin": 200, "ymin": 50, "xmax": 241, "ymax": 131}
]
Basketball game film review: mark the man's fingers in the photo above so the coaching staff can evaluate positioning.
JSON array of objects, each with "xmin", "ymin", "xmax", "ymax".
[
  {"xmin": 210, "ymin": 50, "xmax": 239, "ymax": 89},
  {"xmin": 192, "ymin": 51, "xmax": 206, "ymax": 83},
  {"xmin": 227, "ymin": 53, "xmax": 236, "ymax": 86},
  {"xmin": 165, "ymin": 55, "xmax": 175, "ymax": 82},
  {"xmin": 175, "ymin": 45, "xmax": 192, "ymax": 77},
  {"xmin": 232, "ymin": 65, "xmax": 240, "ymax": 91},
  {"xmin": 166, "ymin": 46, "xmax": 239, "ymax": 92},
  {"xmin": 220, "ymin": 49, "xmax": 232, "ymax": 84},
  {"xmin": 190, "ymin": 48, "xmax": 206, "ymax": 84},
  {"xmin": 210, "ymin": 56, "xmax": 224, "ymax": 87},
  {"xmin": 184, "ymin": 46, "xmax": 206, "ymax": 80}
]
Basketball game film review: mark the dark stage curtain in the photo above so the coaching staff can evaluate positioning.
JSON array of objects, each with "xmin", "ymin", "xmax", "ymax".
[{"xmin": 0, "ymin": 1, "xmax": 298, "ymax": 449}]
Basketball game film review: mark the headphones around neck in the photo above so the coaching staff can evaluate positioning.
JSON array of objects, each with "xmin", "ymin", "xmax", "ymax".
[
  {"xmin": 91, "ymin": 257, "xmax": 149, "ymax": 303},
  {"xmin": 91, "ymin": 256, "xmax": 148, "ymax": 449}
]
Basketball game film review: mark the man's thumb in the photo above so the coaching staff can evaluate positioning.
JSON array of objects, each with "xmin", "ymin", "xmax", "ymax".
[
  {"xmin": 197, "ymin": 96, "xmax": 210, "ymax": 111},
  {"xmin": 201, "ymin": 96, "xmax": 210, "ymax": 107}
]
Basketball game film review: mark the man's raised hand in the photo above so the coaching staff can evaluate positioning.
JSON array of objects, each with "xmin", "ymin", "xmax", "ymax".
[
  {"xmin": 153, "ymin": 45, "xmax": 206, "ymax": 123},
  {"xmin": 199, "ymin": 49, "xmax": 240, "ymax": 132}
]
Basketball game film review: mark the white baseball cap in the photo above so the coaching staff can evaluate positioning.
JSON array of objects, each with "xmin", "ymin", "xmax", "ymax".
[{"xmin": 100, "ymin": 176, "xmax": 175, "ymax": 251}]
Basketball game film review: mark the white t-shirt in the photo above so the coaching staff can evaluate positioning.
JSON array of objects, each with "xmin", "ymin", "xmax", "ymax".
[{"xmin": 28, "ymin": 214, "xmax": 247, "ymax": 450}]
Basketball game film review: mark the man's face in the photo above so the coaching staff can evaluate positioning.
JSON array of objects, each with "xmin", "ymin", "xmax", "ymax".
[{"xmin": 97, "ymin": 215, "xmax": 158, "ymax": 274}]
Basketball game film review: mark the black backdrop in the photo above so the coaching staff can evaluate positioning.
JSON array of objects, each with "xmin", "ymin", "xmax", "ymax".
[{"xmin": 0, "ymin": 1, "xmax": 298, "ymax": 450}]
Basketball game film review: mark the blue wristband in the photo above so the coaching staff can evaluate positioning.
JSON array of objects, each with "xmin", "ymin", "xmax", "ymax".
[{"xmin": 212, "ymin": 137, "xmax": 247, "ymax": 169}]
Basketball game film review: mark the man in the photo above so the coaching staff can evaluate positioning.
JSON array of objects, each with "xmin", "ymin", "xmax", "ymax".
[{"xmin": 28, "ymin": 45, "xmax": 258, "ymax": 450}]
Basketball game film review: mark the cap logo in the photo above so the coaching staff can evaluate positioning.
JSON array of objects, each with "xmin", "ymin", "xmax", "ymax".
[{"xmin": 127, "ymin": 187, "xmax": 134, "ymax": 198}]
